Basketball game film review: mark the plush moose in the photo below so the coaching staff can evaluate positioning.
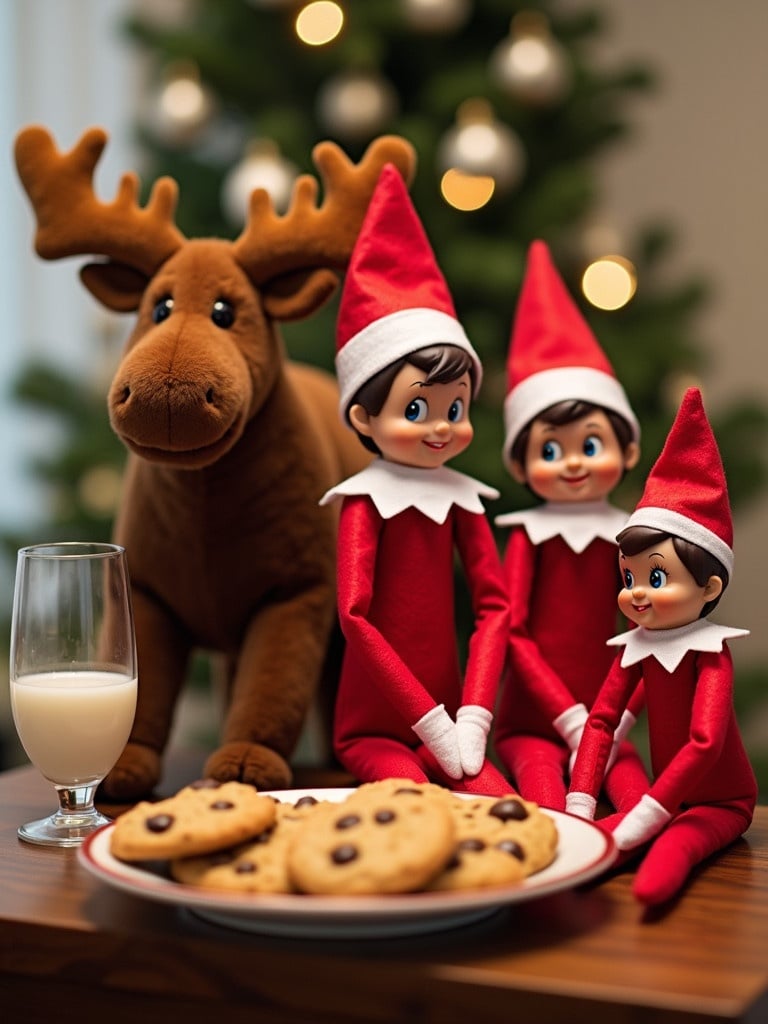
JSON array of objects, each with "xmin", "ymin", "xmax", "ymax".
[{"xmin": 14, "ymin": 124, "xmax": 415, "ymax": 798}]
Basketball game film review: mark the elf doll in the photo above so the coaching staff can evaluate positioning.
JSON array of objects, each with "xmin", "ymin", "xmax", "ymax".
[
  {"xmin": 567, "ymin": 387, "xmax": 757, "ymax": 905},
  {"xmin": 320, "ymin": 165, "xmax": 511, "ymax": 795},
  {"xmin": 493, "ymin": 240, "xmax": 650, "ymax": 811}
]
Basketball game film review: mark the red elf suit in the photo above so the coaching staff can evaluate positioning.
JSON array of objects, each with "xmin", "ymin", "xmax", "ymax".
[
  {"xmin": 493, "ymin": 241, "xmax": 649, "ymax": 811},
  {"xmin": 567, "ymin": 388, "xmax": 757, "ymax": 906},
  {"xmin": 320, "ymin": 165, "xmax": 510, "ymax": 795}
]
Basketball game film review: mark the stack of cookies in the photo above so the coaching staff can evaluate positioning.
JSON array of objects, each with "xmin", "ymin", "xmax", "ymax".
[{"xmin": 109, "ymin": 778, "xmax": 558, "ymax": 896}]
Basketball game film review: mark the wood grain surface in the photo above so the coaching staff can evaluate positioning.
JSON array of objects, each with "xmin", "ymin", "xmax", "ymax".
[{"xmin": 0, "ymin": 751, "xmax": 766, "ymax": 1023}]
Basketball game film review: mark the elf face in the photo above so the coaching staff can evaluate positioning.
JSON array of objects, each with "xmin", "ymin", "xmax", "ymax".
[
  {"xmin": 512, "ymin": 409, "xmax": 638, "ymax": 503},
  {"xmin": 618, "ymin": 538, "xmax": 723, "ymax": 630},
  {"xmin": 349, "ymin": 362, "xmax": 473, "ymax": 469}
]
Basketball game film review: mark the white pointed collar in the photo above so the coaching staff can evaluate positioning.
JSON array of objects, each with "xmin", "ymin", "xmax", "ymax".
[
  {"xmin": 607, "ymin": 618, "xmax": 749, "ymax": 672},
  {"xmin": 495, "ymin": 500, "xmax": 628, "ymax": 554},
  {"xmin": 319, "ymin": 458, "xmax": 499, "ymax": 525}
]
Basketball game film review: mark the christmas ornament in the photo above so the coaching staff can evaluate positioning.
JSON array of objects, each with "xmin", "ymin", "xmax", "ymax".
[
  {"xmin": 581, "ymin": 255, "xmax": 637, "ymax": 311},
  {"xmin": 437, "ymin": 99, "xmax": 525, "ymax": 194},
  {"xmin": 490, "ymin": 12, "xmax": 572, "ymax": 107},
  {"xmin": 401, "ymin": 0, "xmax": 471, "ymax": 33},
  {"xmin": 318, "ymin": 70, "xmax": 398, "ymax": 140},
  {"xmin": 143, "ymin": 61, "xmax": 217, "ymax": 147},
  {"xmin": 221, "ymin": 139, "xmax": 299, "ymax": 224}
]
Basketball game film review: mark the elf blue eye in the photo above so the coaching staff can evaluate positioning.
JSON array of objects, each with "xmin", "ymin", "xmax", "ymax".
[
  {"xmin": 448, "ymin": 398, "xmax": 464, "ymax": 423},
  {"xmin": 649, "ymin": 567, "xmax": 668, "ymax": 589},
  {"xmin": 624, "ymin": 570, "xmax": 635, "ymax": 589},
  {"xmin": 542, "ymin": 440, "xmax": 563, "ymax": 462},
  {"xmin": 583, "ymin": 435, "xmax": 604, "ymax": 457},
  {"xmin": 405, "ymin": 397, "xmax": 428, "ymax": 422}
]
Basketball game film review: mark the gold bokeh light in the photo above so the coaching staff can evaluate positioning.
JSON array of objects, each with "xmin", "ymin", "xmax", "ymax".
[
  {"xmin": 295, "ymin": 1, "xmax": 344, "ymax": 46},
  {"xmin": 581, "ymin": 255, "xmax": 637, "ymax": 311},
  {"xmin": 440, "ymin": 168, "xmax": 495, "ymax": 211}
]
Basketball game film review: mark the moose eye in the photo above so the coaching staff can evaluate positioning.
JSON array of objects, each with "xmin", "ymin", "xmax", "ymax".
[
  {"xmin": 212, "ymin": 299, "xmax": 235, "ymax": 329},
  {"xmin": 152, "ymin": 295, "xmax": 174, "ymax": 323}
]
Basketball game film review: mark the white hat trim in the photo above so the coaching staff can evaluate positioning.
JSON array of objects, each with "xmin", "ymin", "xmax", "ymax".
[
  {"xmin": 336, "ymin": 307, "xmax": 481, "ymax": 421},
  {"xmin": 622, "ymin": 506, "xmax": 734, "ymax": 576},
  {"xmin": 502, "ymin": 365, "xmax": 640, "ymax": 467}
]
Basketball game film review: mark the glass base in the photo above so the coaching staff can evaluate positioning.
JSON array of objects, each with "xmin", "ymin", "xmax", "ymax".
[{"xmin": 17, "ymin": 807, "xmax": 112, "ymax": 848}]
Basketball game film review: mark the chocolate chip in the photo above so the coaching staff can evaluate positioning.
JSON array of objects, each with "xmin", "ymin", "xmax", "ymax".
[
  {"xmin": 374, "ymin": 809, "xmax": 396, "ymax": 824},
  {"xmin": 331, "ymin": 844, "xmax": 358, "ymax": 865},
  {"xmin": 235, "ymin": 861, "xmax": 258, "ymax": 874},
  {"xmin": 146, "ymin": 813, "xmax": 174, "ymax": 833},
  {"xmin": 458, "ymin": 837, "xmax": 486, "ymax": 852},
  {"xmin": 335, "ymin": 814, "xmax": 361, "ymax": 830},
  {"xmin": 489, "ymin": 798, "xmax": 528, "ymax": 822},
  {"xmin": 210, "ymin": 800, "xmax": 235, "ymax": 811},
  {"xmin": 294, "ymin": 795, "xmax": 318, "ymax": 808},
  {"xmin": 496, "ymin": 839, "xmax": 525, "ymax": 860}
]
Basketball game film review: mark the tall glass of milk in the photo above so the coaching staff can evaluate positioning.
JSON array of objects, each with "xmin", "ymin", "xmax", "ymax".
[{"xmin": 10, "ymin": 542, "xmax": 137, "ymax": 846}]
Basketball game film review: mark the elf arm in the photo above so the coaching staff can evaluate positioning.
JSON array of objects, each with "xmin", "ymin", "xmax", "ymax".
[
  {"xmin": 567, "ymin": 654, "xmax": 642, "ymax": 815},
  {"xmin": 503, "ymin": 526, "xmax": 590, "ymax": 749},
  {"xmin": 336, "ymin": 494, "xmax": 461, "ymax": 776},
  {"xmin": 646, "ymin": 648, "xmax": 734, "ymax": 814},
  {"xmin": 452, "ymin": 507, "xmax": 509, "ymax": 774}
]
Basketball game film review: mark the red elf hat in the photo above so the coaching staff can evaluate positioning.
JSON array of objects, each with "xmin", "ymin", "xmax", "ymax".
[
  {"xmin": 335, "ymin": 164, "xmax": 481, "ymax": 420},
  {"xmin": 624, "ymin": 387, "xmax": 734, "ymax": 575},
  {"xmin": 502, "ymin": 240, "xmax": 639, "ymax": 466}
]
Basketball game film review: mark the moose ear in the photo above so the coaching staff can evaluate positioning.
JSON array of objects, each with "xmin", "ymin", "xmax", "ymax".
[
  {"xmin": 261, "ymin": 267, "xmax": 339, "ymax": 322},
  {"xmin": 80, "ymin": 261, "xmax": 149, "ymax": 312}
]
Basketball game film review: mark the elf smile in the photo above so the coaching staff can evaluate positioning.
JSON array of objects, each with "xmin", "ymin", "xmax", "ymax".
[
  {"xmin": 423, "ymin": 440, "xmax": 449, "ymax": 450},
  {"xmin": 561, "ymin": 472, "xmax": 589, "ymax": 485}
]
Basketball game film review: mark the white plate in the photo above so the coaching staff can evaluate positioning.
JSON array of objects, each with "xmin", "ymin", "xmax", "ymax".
[{"xmin": 79, "ymin": 788, "xmax": 616, "ymax": 939}]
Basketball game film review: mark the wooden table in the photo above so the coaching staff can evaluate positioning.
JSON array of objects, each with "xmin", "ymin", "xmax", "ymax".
[{"xmin": 1, "ymin": 750, "xmax": 766, "ymax": 1024}]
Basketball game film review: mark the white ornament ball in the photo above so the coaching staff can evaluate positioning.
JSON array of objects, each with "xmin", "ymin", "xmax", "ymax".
[
  {"xmin": 437, "ymin": 104, "xmax": 525, "ymax": 193},
  {"xmin": 318, "ymin": 71, "xmax": 398, "ymax": 140},
  {"xmin": 491, "ymin": 29, "xmax": 571, "ymax": 106},
  {"xmin": 401, "ymin": 0, "xmax": 471, "ymax": 33},
  {"xmin": 222, "ymin": 142, "xmax": 299, "ymax": 224}
]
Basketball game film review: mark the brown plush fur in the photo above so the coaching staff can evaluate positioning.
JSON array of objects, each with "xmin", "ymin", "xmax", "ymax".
[{"xmin": 14, "ymin": 126, "xmax": 415, "ymax": 797}]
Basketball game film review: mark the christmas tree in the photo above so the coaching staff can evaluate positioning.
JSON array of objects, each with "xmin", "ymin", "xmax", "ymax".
[{"xmin": 3, "ymin": 0, "xmax": 767, "ymax": 787}]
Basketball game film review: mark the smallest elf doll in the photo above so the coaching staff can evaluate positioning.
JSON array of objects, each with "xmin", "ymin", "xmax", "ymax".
[
  {"xmin": 320, "ymin": 165, "xmax": 511, "ymax": 795},
  {"xmin": 567, "ymin": 388, "xmax": 757, "ymax": 905}
]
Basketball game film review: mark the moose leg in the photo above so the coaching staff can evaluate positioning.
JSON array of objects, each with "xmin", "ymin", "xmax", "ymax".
[
  {"xmin": 205, "ymin": 582, "xmax": 334, "ymax": 790},
  {"xmin": 101, "ymin": 589, "xmax": 191, "ymax": 800}
]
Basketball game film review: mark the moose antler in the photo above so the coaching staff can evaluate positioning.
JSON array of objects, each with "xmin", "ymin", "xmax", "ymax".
[
  {"xmin": 14, "ymin": 126, "xmax": 186, "ymax": 276},
  {"xmin": 232, "ymin": 135, "xmax": 416, "ymax": 284}
]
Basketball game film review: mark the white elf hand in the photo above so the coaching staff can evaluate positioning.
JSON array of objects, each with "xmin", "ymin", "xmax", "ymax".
[
  {"xmin": 554, "ymin": 702, "xmax": 589, "ymax": 753},
  {"xmin": 565, "ymin": 791, "xmax": 597, "ymax": 820},
  {"xmin": 555, "ymin": 703, "xmax": 589, "ymax": 775},
  {"xmin": 412, "ymin": 704, "xmax": 462, "ymax": 780},
  {"xmin": 456, "ymin": 705, "xmax": 493, "ymax": 777},
  {"xmin": 605, "ymin": 709, "xmax": 637, "ymax": 772},
  {"xmin": 612, "ymin": 795, "xmax": 672, "ymax": 851}
]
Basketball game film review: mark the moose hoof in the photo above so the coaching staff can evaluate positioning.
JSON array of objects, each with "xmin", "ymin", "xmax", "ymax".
[
  {"xmin": 204, "ymin": 742, "xmax": 292, "ymax": 791},
  {"xmin": 100, "ymin": 743, "xmax": 162, "ymax": 800}
]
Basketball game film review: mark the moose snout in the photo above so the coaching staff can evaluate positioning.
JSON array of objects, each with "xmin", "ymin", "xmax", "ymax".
[{"xmin": 108, "ymin": 350, "xmax": 250, "ymax": 466}]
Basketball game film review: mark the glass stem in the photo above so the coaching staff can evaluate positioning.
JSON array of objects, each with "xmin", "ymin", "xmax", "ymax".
[{"xmin": 53, "ymin": 783, "xmax": 99, "ymax": 824}]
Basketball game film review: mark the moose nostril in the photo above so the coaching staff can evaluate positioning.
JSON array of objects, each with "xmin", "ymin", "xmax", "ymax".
[
  {"xmin": 205, "ymin": 388, "xmax": 215, "ymax": 404},
  {"xmin": 119, "ymin": 386, "xmax": 131, "ymax": 404}
]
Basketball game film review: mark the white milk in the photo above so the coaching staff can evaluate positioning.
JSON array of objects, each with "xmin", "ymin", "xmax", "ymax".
[{"xmin": 11, "ymin": 671, "xmax": 137, "ymax": 786}]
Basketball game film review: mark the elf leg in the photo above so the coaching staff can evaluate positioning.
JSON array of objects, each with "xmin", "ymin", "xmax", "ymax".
[
  {"xmin": 603, "ymin": 740, "xmax": 651, "ymax": 813},
  {"xmin": 336, "ymin": 735, "xmax": 430, "ymax": 784},
  {"xmin": 494, "ymin": 734, "xmax": 567, "ymax": 809},
  {"xmin": 632, "ymin": 802, "xmax": 753, "ymax": 906}
]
